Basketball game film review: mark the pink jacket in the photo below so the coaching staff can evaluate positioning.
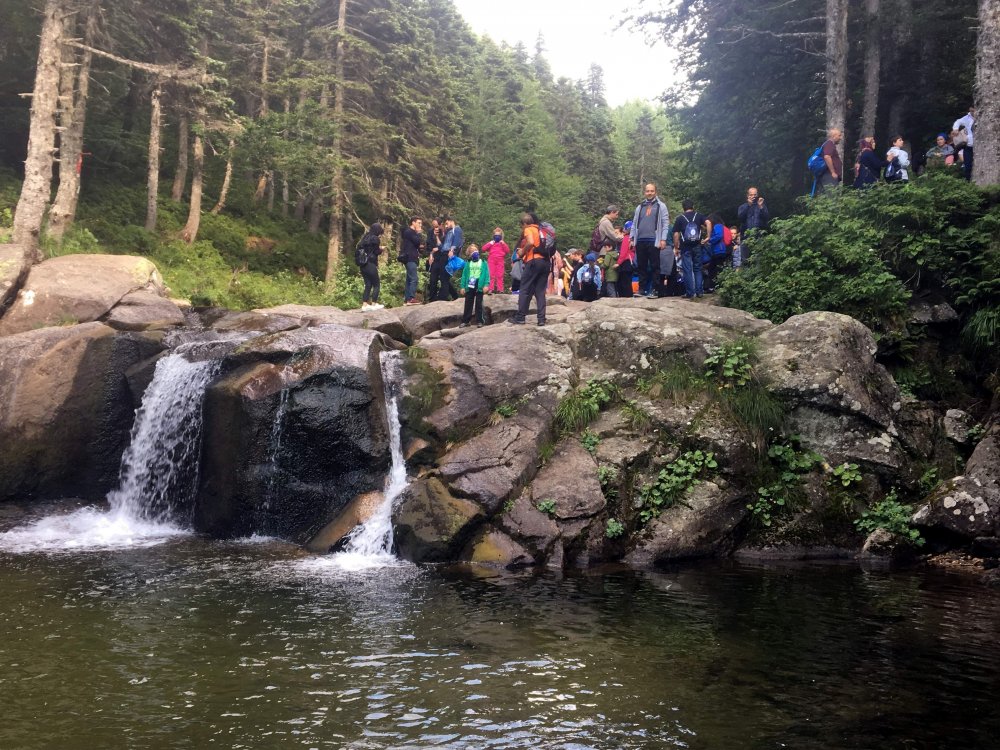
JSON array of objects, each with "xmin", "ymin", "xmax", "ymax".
[{"xmin": 483, "ymin": 240, "xmax": 510, "ymax": 266}]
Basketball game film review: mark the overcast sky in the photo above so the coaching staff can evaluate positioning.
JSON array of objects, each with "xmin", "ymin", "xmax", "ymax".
[{"xmin": 450, "ymin": 0, "xmax": 679, "ymax": 107}]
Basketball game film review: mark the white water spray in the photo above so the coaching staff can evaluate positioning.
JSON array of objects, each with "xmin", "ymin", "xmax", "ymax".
[
  {"xmin": 326, "ymin": 352, "xmax": 410, "ymax": 571},
  {"xmin": 0, "ymin": 351, "xmax": 219, "ymax": 553}
]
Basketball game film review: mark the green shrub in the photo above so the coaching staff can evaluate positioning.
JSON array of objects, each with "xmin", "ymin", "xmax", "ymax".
[
  {"xmin": 854, "ymin": 491, "xmax": 924, "ymax": 546},
  {"xmin": 555, "ymin": 378, "xmax": 621, "ymax": 433},
  {"xmin": 639, "ymin": 450, "xmax": 718, "ymax": 523},
  {"xmin": 605, "ymin": 518, "xmax": 625, "ymax": 539}
]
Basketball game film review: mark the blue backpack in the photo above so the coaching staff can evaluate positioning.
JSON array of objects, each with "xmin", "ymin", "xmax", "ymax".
[
  {"xmin": 807, "ymin": 143, "xmax": 829, "ymax": 177},
  {"xmin": 445, "ymin": 255, "xmax": 465, "ymax": 275}
]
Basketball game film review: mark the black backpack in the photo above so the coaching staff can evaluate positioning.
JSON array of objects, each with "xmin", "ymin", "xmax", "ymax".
[
  {"xmin": 681, "ymin": 213, "xmax": 702, "ymax": 245},
  {"xmin": 885, "ymin": 157, "xmax": 902, "ymax": 182}
]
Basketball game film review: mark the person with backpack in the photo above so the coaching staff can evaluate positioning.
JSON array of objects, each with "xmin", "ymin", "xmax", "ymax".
[
  {"xmin": 510, "ymin": 250, "xmax": 523, "ymax": 295},
  {"xmin": 482, "ymin": 227, "xmax": 509, "ymax": 293},
  {"xmin": 591, "ymin": 205, "xmax": 621, "ymax": 255},
  {"xmin": 575, "ymin": 253, "xmax": 603, "ymax": 302},
  {"xmin": 430, "ymin": 217, "xmax": 463, "ymax": 301},
  {"xmin": 814, "ymin": 128, "xmax": 843, "ymax": 195},
  {"xmin": 356, "ymin": 222, "xmax": 385, "ymax": 311},
  {"xmin": 459, "ymin": 245, "xmax": 490, "ymax": 328},
  {"xmin": 672, "ymin": 199, "xmax": 711, "ymax": 300},
  {"xmin": 952, "ymin": 106, "xmax": 975, "ymax": 181},
  {"xmin": 400, "ymin": 216, "xmax": 425, "ymax": 305},
  {"xmin": 885, "ymin": 136, "xmax": 911, "ymax": 183},
  {"xmin": 657, "ymin": 239, "xmax": 676, "ymax": 297},
  {"xmin": 629, "ymin": 183, "xmax": 671, "ymax": 297},
  {"xmin": 510, "ymin": 212, "xmax": 549, "ymax": 326},
  {"xmin": 853, "ymin": 136, "xmax": 883, "ymax": 188}
]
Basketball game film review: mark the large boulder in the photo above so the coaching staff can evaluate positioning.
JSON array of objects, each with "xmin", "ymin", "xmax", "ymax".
[
  {"xmin": 625, "ymin": 480, "xmax": 747, "ymax": 566},
  {"xmin": 756, "ymin": 312, "xmax": 905, "ymax": 472},
  {"xmin": 417, "ymin": 324, "xmax": 574, "ymax": 440},
  {"xmin": 0, "ymin": 243, "xmax": 29, "ymax": 314},
  {"xmin": 0, "ymin": 254, "xmax": 168, "ymax": 335},
  {"xmin": 104, "ymin": 290, "xmax": 186, "ymax": 331},
  {"xmin": 914, "ymin": 424, "xmax": 1000, "ymax": 542},
  {"xmin": 438, "ymin": 397, "xmax": 556, "ymax": 515},
  {"xmin": 393, "ymin": 477, "xmax": 485, "ymax": 563},
  {"xmin": 254, "ymin": 303, "xmax": 408, "ymax": 343},
  {"xmin": 0, "ymin": 322, "xmax": 165, "ymax": 501},
  {"xmin": 194, "ymin": 324, "xmax": 399, "ymax": 542},
  {"xmin": 567, "ymin": 297, "xmax": 771, "ymax": 380}
]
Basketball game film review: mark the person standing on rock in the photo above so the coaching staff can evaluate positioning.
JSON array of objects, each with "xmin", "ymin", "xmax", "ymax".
[
  {"xmin": 433, "ymin": 217, "xmax": 463, "ymax": 302},
  {"xmin": 630, "ymin": 183, "xmax": 671, "ymax": 298},
  {"xmin": 737, "ymin": 187, "xmax": 769, "ymax": 238},
  {"xmin": 356, "ymin": 222, "xmax": 384, "ymax": 311},
  {"xmin": 459, "ymin": 245, "xmax": 490, "ymax": 327},
  {"xmin": 672, "ymin": 200, "xmax": 711, "ymax": 300},
  {"xmin": 482, "ymin": 227, "xmax": 509, "ymax": 294},
  {"xmin": 510, "ymin": 212, "xmax": 547, "ymax": 326},
  {"xmin": 401, "ymin": 216, "xmax": 424, "ymax": 305},
  {"xmin": 426, "ymin": 218, "xmax": 444, "ymax": 302}
]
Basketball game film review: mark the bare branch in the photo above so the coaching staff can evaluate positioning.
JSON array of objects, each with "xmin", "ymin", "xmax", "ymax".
[{"xmin": 64, "ymin": 41, "xmax": 206, "ymax": 83}]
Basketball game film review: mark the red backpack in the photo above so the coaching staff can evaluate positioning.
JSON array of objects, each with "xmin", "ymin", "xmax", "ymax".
[{"xmin": 722, "ymin": 225, "xmax": 733, "ymax": 247}]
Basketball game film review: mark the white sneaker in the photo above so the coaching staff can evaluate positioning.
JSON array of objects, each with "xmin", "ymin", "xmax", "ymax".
[
  {"xmin": 361, "ymin": 303, "xmax": 372, "ymax": 311},
  {"xmin": 370, "ymin": 303, "xmax": 384, "ymax": 310}
]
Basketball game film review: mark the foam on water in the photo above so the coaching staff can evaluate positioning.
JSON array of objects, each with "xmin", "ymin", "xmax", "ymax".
[{"xmin": 0, "ymin": 507, "xmax": 188, "ymax": 554}]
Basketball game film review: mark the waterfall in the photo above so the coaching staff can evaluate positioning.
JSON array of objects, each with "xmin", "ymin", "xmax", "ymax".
[
  {"xmin": 0, "ymin": 349, "xmax": 219, "ymax": 553},
  {"xmin": 327, "ymin": 352, "xmax": 410, "ymax": 570},
  {"xmin": 107, "ymin": 354, "xmax": 220, "ymax": 523}
]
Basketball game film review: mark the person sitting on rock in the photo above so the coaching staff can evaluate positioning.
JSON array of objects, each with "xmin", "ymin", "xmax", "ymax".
[
  {"xmin": 459, "ymin": 245, "xmax": 490, "ymax": 328},
  {"xmin": 575, "ymin": 253, "xmax": 603, "ymax": 302}
]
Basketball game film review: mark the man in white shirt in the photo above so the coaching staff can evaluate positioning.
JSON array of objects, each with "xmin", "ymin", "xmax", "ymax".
[{"xmin": 953, "ymin": 106, "xmax": 975, "ymax": 181}]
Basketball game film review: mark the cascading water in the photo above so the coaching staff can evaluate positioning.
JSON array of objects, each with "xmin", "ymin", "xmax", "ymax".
[
  {"xmin": 0, "ymin": 349, "xmax": 220, "ymax": 553},
  {"xmin": 323, "ymin": 351, "xmax": 411, "ymax": 571}
]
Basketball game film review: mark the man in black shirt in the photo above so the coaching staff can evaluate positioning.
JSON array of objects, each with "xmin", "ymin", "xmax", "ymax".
[
  {"xmin": 671, "ymin": 199, "xmax": 711, "ymax": 299},
  {"xmin": 401, "ymin": 216, "xmax": 424, "ymax": 305}
]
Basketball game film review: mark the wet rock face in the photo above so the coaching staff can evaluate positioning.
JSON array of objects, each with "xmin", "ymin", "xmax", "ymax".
[
  {"xmin": 394, "ymin": 477, "xmax": 484, "ymax": 563},
  {"xmin": 194, "ymin": 325, "xmax": 394, "ymax": 543},
  {"xmin": 0, "ymin": 323, "xmax": 165, "ymax": 501}
]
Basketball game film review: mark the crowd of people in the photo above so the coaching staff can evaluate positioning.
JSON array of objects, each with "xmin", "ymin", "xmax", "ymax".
[
  {"xmin": 813, "ymin": 105, "xmax": 977, "ymax": 193},
  {"xmin": 354, "ymin": 107, "xmax": 976, "ymax": 320},
  {"xmin": 354, "ymin": 182, "xmax": 770, "ymax": 324}
]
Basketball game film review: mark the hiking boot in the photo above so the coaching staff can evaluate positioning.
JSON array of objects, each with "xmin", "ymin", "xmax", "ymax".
[
  {"xmin": 459, "ymin": 323, "xmax": 469, "ymax": 328},
  {"xmin": 509, "ymin": 318, "xmax": 525, "ymax": 325}
]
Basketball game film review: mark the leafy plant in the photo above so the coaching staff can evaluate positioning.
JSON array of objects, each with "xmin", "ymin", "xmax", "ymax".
[
  {"xmin": 502, "ymin": 496, "xmax": 517, "ymax": 514},
  {"xmin": 832, "ymin": 462, "xmax": 862, "ymax": 487},
  {"xmin": 747, "ymin": 485, "xmax": 786, "ymax": 527},
  {"xmin": 536, "ymin": 499, "xmax": 557, "ymax": 516},
  {"xmin": 597, "ymin": 465, "xmax": 619, "ymax": 499},
  {"xmin": 703, "ymin": 339, "xmax": 755, "ymax": 388},
  {"xmin": 605, "ymin": 518, "xmax": 625, "ymax": 539},
  {"xmin": 855, "ymin": 491, "xmax": 924, "ymax": 546},
  {"xmin": 580, "ymin": 430, "xmax": 601, "ymax": 454},
  {"xmin": 489, "ymin": 399, "xmax": 521, "ymax": 426},
  {"xmin": 967, "ymin": 423, "xmax": 986, "ymax": 443},
  {"xmin": 639, "ymin": 450, "xmax": 718, "ymax": 523},
  {"xmin": 918, "ymin": 467, "xmax": 939, "ymax": 496}
]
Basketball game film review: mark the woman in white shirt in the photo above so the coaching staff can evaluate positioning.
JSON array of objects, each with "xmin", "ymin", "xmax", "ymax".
[{"xmin": 886, "ymin": 136, "xmax": 911, "ymax": 182}]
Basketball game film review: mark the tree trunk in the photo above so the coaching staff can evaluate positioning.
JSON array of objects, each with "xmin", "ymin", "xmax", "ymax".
[
  {"xmin": 48, "ymin": 1, "xmax": 98, "ymax": 241},
  {"xmin": 886, "ymin": 0, "xmax": 913, "ymax": 138},
  {"xmin": 343, "ymin": 177, "xmax": 354, "ymax": 250},
  {"xmin": 13, "ymin": 0, "xmax": 66, "ymax": 259},
  {"xmin": 211, "ymin": 138, "xmax": 235, "ymax": 214},
  {"xmin": 295, "ymin": 191, "xmax": 308, "ymax": 220},
  {"xmin": 974, "ymin": 0, "xmax": 1000, "ymax": 186},
  {"xmin": 308, "ymin": 193, "xmax": 323, "ymax": 234},
  {"xmin": 180, "ymin": 112, "xmax": 205, "ymax": 243},
  {"xmin": 325, "ymin": 0, "xmax": 348, "ymax": 285},
  {"xmin": 281, "ymin": 97, "xmax": 290, "ymax": 216},
  {"xmin": 145, "ymin": 83, "xmax": 163, "ymax": 231},
  {"xmin": 825, "ymin": 0, "xmax": 849, "ymax": 161},
  {"xmin": 171, "ymin": 110, "xmax": 189, "ymax": 201},
  {"xmin": 860, "ymin": 0, "xmax": 880, "ymax": 139},
  {"xmin": 378, "ymin": 221, "xmax": 393, "ymax": 268}
]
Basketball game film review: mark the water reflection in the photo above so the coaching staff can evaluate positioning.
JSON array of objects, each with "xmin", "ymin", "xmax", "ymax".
[{"xmin": 1, "ymin": 544, "xmax": 1000, "ymax": 749}]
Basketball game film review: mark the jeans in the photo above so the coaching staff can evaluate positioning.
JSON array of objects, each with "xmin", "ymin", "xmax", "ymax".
[
  {"xmin": 404, "ymin": 261, "xmax": 418, "ymax": 301},
  {"xmin": 515, "ymin": 258, "xmax": 549, "ymax": 323},
  {"xmin": 963, "ymin": 146, "xmax": 974, "ymax": 181},
  {"xmin": 635, "ymin": 239, "xmax": 658, "ymax": 295},
  {"xmin": 360, "ymin": 262, "xmax": 380, "ymax": 303},
  {"xmin": 680, "ymin": 247, "xmax": 703, "ymax": 297}
]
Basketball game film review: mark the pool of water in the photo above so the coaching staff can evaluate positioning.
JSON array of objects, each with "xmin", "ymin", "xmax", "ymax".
[{"xmin": 1, "ymin": 536, "xmax": 999, "ymax": 749}]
